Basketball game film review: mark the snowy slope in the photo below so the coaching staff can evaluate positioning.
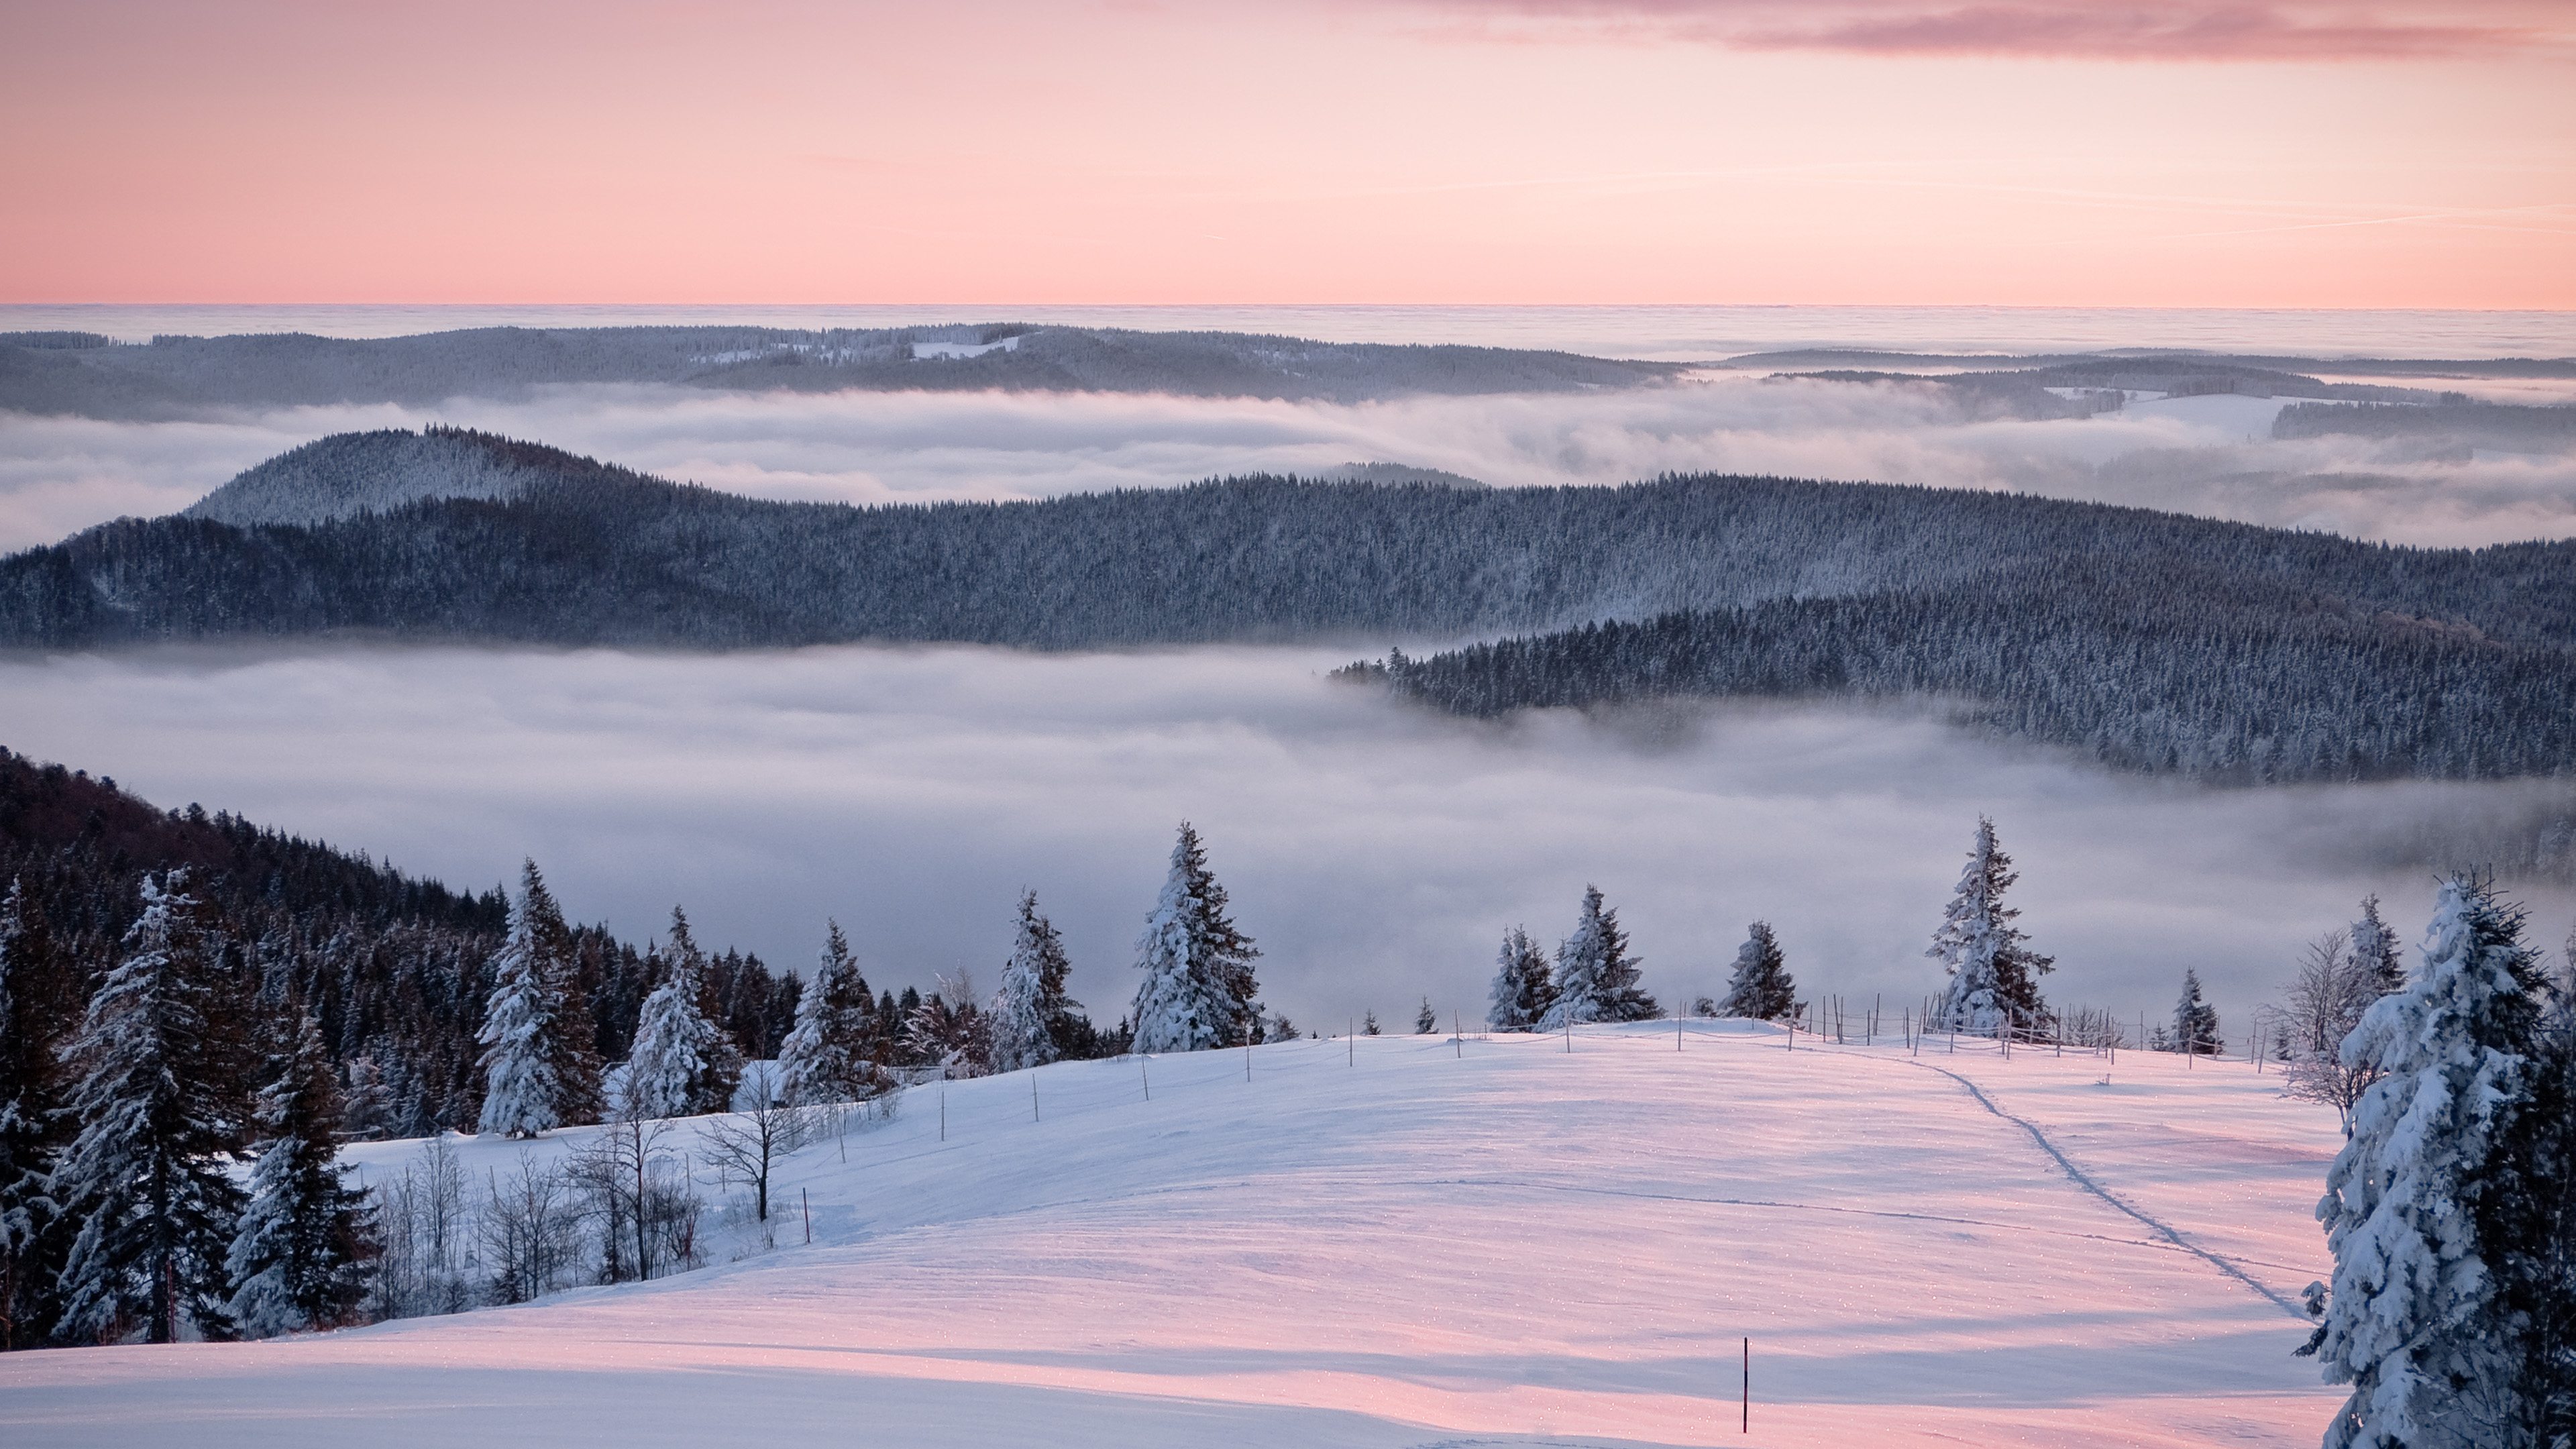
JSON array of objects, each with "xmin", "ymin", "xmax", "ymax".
[{"xmin": 0, "ymin": 1023, "xmax": 2347, "ymax": 1448}]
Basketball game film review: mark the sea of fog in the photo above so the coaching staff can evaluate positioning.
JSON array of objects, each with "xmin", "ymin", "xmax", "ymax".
[
  {"xmin": 1, "ymin": 644, "xmax": 2567, "ymax": 1039},
  {"xmin": 1, "ymin": 305, "xmax": 2571, "ymax": 1037}
]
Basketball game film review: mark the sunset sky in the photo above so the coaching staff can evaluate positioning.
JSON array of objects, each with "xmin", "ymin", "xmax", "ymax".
[{"xmin": 3, "ymin": 0, "xmax": 2571, "ymax": 307}]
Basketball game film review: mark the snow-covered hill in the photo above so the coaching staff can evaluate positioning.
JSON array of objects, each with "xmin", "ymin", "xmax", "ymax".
[{"xmin": 0, "ymin": 1022, "xmax": 2347, "ymax": 1448}]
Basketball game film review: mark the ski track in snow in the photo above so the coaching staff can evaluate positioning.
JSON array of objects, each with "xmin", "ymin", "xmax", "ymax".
[
  {"xmin": 0, "ymin": 1022, "xmax": 2346, "ymax": 1449},
  {"xmin": 1896, "ymin": 1056, "xmax": 2309, "ymax": 1317}
]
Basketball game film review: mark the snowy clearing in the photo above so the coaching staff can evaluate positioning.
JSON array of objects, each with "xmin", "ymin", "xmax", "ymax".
[{"xmin": 0, "ymin": 1022, "xmax": 2347, "ymax": 1448}]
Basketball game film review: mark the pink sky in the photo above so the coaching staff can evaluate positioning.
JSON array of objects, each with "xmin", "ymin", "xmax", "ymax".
[{"xmin": 3, "ymin": 0, "xmax": 2570, "ymax": 307}]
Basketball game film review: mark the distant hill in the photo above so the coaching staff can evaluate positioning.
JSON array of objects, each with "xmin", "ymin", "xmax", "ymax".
[
  {"xmin": 6, "ymin": 427, "xmax": 2576, "ymax": 784},
  {"xmin": 0, "ymin": 323, "xmax": 1689, "ymax": 419}
]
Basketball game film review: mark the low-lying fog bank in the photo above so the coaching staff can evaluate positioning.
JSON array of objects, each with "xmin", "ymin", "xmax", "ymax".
[
  {"xmin": 3, "ymin": 643, "xmax": 2564, "ymax": 1040},
  {"xmin": 5, "ymin": 376, "xmax": 2571, "ymax": 551}
]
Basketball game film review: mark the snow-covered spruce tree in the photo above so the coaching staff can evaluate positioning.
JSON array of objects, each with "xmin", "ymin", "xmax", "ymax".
[
  {"xmin": 1415, "ymin": 997, "xmax": 1438, "ymax": 1034},
  {"xmin": 1927, "ymin": 816, "xmax": 2055, "ymax": 1038},
  {"xmin": 1130, "ymin": 822, "xmax": 1261, "ymax": 1054},
  {"xmin": 1487, "ymin": 925, "xmax": 1555, "ymax": 1032},
  {"xmin": 2353, "ymin": 894, "xmax": 2407, "ymax": 995},
  {"xmin": 2306, "ymin": 873, "xmax": 2553, "ymax": 1448},
  {"xmin": 779, "ymin": 919, "xmax": 878, "ymax": 1102},
  {"xmin": 521, "ymin": 863, "xmax": 602, "ymax": 1127},
  {"xmin": 52, "ymin": 872, "xmax": 249, "ymax": 1343},
  {"xmin": 1, "ymin": 877, "xmax": 77, "ymax": 1349},
  {"xmin": 989, "ymin": 892, "xmax": 1077, "ymax": 1074},
  {"xmin": 226, "ymin": 1009, "xmax": 374, "ymax": 1338},
  {"xmin": 1719, "ymin": 921, "xmax": 1796, "ymax": 1021},
  {"xmin": 2172, "ymin": 969, "xmax": 2222, "ymax": 1055},
  {"xmin": 622, "ymin": 908, "xmax": 740, "ymax": 1118},
  {"xmin": 1538, "ymin": 885, "xmax": 1656, "ymax": 1030},
  {"xmin": 1362, "ymin": 1010, "xmax": 1381, "ymax": 1036},
  {"xmin": 476, "ymin": 868, "xmax": 566, "ymax": 1138}
]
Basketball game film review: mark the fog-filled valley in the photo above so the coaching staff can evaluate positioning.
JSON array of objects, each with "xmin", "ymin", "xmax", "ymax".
[{"xmin": 3, "ymin": 310, "xmax": 2574, "ymax": 1047}]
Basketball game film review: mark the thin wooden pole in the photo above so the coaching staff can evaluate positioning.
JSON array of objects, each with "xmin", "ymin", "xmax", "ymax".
[
  {"xmin": 1032, "ymin": 1073, "xmax": 1040, "ymax": 1122},
  {"xmin": 1141, "ymin": 1057, "xmax": 1150, "ymax": 1101},
  {"xmin": 1349, "ymin": 1018, "xmax": 1354, "ymax": 1067},
  {"xmin": 938, "ymin": 1085, "xmax": 946, "ymax": 1142},
  {"xmin": 802, "ymin": 1187, "xmax": 812, "ymax": 1244},
  {"xmin": 1454, "ymin": 1009, "xmax": 1463, "ymax": 1059},
  {"xmin": 1741, "ymin": 1336, "xmax": 1750, "ymax": 1434}
]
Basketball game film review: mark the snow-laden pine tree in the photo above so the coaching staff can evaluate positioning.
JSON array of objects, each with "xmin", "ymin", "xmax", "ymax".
[
  {"xmin": 1362, "ymin": 1010, "xmax": 1381, "ymax": 1036},
  {"xmin": 2171, "ymin": 969, "xmax": 2222, "ymax": 1055},
  {"xmin": 1719, "ymin": 921, "xmax": 1796, "ymax": 1020},
  {"xmin": 1130, "ymin": 823, "xmax": 1261, "ymax": 1054},
  {"xmin": 989, "ymin": 892, "xmax": 1077, "ymax": 1074},
  {"xmin": 1, "ymin": 877, "xmax": 76, "ymax": 1349},
  {"xmin": 1538, "ymin": 885, "xmax": 1656, "ymax": 1030},
  {"xmin": 521, "ymin": 863, "xmax": 603, "ymax": 1126},
  {"xmin": 2307, "ymin": 873, "xmax": 2551, "ymax": 1448},
  {"xmin": 779, "ymin": 919, "xmax": 878, "ymax": 1103},
  {"xmin": 52, "ymin": 872, "xmax": 248, "ymax": 1343},
  {"xmin": 2353, "ymin": 894, "xmax": 2406, "ymax": 995},
  {"xmin": 225, "ymin": 1009, "xmax": 374, "ymax": 1338},
  {"xmin": 476, "ymin": 867, "xmax": 566, "ymax": 1138},
  {"xmin": 622, "ymin": 908, "xmax": 739, "ymax": 1118},
  {"xmin": 1487, "ymin": 925, "xmax": 1555, "ymax": 1032},
  {"xmin": 1415, "ymin": 998, "xmax": 1438, "ymax": 1034},
  {"xmin": 1927, "ymin": 816, "xmax": 2054, "ymax": 1038}
]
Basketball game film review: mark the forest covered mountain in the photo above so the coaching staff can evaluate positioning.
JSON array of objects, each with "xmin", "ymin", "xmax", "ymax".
[
  {"xmin": 0, "ymin": 747, "xmax": 801, "ymax": 1140},
  {"xmin": 7, "ymin": 426, "xmax": 2576, "ymax": 784},
  {"xmin": 0, "ymin": 323, "xmax": 1686, "ymax": 418}
]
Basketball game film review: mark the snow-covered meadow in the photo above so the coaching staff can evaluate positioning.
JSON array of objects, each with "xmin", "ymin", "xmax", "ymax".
[{"xmin": 1, "ymin": 1022, "xmax": 2347, "ymax": 1448}]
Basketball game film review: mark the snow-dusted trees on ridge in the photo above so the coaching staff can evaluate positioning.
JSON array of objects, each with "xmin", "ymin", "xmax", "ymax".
[
  {"xmin": 1538, "ymin": 886, "xmax": 1656, "ymax": 1030},
  {"xmin": 226, "ymin": 1008, "xmax": 374, "ymax": 1338},
  {"xmin": 780, "ymin": 920, "xmax": 878, "ymax": 1103},
  {"xmin": 1131, "ymin": 823, "xmax": 1262, "ymax": 1054},
  {"xmin": 52, "ymin": 873, "xmax": 249, "ymax": 1343},
  {"xmin": 1487, "ymin": 925, "xmax": 1554, "ymax": 1032},
  {"xmin": 0, "ymin": 877, "xmax": 74, "ymax": 1350},
  {"xmin": 2306, "ymin": 873, "xmax": 2554, "ymax": 1448},
  {"xmin": 1927, "ymin": 817, "xmax": 2053, "ymax": 1038},
  {"xmin": 989, "ymin": 892, "xmax": 1078, "ymax": 1074},
  {"xmin": 1719, "ymin": 921, "xmax": 1794, "ymax": 1021},
  {"xmin": 623, "ymin": 907, "xmax": 743, "ymax": 1120}
]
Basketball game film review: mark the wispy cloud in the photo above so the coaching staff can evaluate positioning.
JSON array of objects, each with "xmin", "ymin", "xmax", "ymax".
[{"xmin": 1402, "ymin": 1, "xmax": 2571, "ymax": 61}]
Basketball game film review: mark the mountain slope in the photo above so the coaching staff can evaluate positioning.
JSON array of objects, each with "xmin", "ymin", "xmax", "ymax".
[{"xmin": 0, "ymin": 1023, "xmax": 2347, "ymax": 1448}]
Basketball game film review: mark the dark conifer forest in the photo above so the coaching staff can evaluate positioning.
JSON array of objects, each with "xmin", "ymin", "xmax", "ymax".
[{"xmin": 5, "ymin": 427, "xmax": 2573, "ymax": 784}]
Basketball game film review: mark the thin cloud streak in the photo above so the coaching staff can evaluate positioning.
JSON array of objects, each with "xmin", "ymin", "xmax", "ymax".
[{"xmin": 1409, "ymin": 1, "xmax": 2571, "ymax": 61}]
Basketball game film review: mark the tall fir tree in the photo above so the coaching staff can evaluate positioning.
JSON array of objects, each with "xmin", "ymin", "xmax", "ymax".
[
  {"xmin": 52, "ymin": 872, "xmax": 248, "ymax": 1344},
  {"xmin": 1415, "ymin": 997, "xmax": 1438, "ymax": 1035},
  {"xmin": 623, "ymin": 907, "xmax": 741, "ymax": 1118},
  {"xmin": 1, "ymin": 878, "xmax": 76, "ymax": 1349},
  {"xmin": 2306, "ymin": 873, "xmax": 2551, "ymax": 1448},
  {"xmin": 1538, "ymin": 885, "xmax": 1655, "ymax": 1030},
  {"xmin": 779, "ymin": 920, "xmax": 877, "ymax": 1103},
  {"xmin": 989, "ymin": 892, "xmax": 1077, "ymax": 1074},
  {"xmin": 225, "ymin": 1008, "xmax": 375, "ymax": 1338},
  {"xmin": 1487, "ymin": 925, "xmax": 1555, "ymax": 1032},
  {"xmin": 1719, "ymin": 921, "xmax": 1796, "ymax": 1020},
  {"xmin": 2171, "ymin": 968, "xmax": 2223, "ymax": 1055},
  {"xmin": 2352, "ymin": 894, "xmax": 2407, "ymax": 996},
  {"xmin": 476, "ymin": 868, "xmax": 567, "ymax": 1138},
  {"xmin": 1130, "ymin": 823, "xmax": 1261, "ymax": 1054},
  {"xmin": 1927, "ymin": 816, "xmax": 2055, "ymax": 1037},
  {"xmin": 517, "ymin": 863, "xmax": 602, "ymax": 1126}
]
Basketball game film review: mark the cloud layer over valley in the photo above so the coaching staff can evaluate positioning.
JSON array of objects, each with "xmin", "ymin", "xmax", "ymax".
[
  {"xmin": 4, "ymin": 374, "xmax": 2573, "ymax": 553},
  {"xmin": 3, "ymin": 644, "xmax": 2565, "ymax": 1044}
]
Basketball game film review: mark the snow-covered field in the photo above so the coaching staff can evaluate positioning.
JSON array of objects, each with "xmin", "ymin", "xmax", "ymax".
[{"xmin": 1, "ymin": 1023, "xmax": 2347, "ymax": 1448}]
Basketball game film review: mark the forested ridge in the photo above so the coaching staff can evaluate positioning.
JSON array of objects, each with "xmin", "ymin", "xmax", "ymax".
[
  {"xmin": 9, "ymin": 427, "xmax": 2576, "ymax": 782},
  {"xmin": 0, "ymin": 747, "xmax": 802, "ymax": 1142}
]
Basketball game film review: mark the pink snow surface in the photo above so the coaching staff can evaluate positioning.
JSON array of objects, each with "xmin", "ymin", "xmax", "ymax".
[{"xmin": 1, "ymin": 1022, "xmax": 2347, "ymax": 1448}]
